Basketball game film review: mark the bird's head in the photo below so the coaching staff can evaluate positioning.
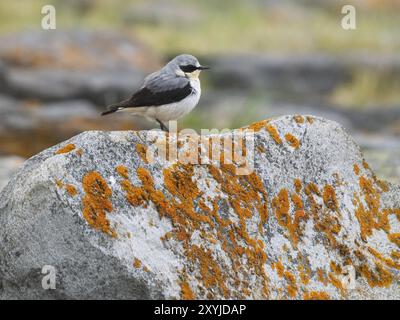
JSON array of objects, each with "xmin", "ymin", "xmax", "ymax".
[{"xmin": 168, "ymin": 54, "xmax": 210, "ymax": 79}]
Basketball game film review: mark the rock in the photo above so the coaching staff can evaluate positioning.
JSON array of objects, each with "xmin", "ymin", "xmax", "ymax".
[
  {"xmin": 0, "ymin": 115, "xmax": 399, "ymax": 299},
  {"xmin": 205, "ymin": 53, "xmax": 400, "ymax": 105},
  {"xmin": 0, "ymin": 30, "xmax": 159, "ymax": 105},
  {"xmin": 0, "ymin": 156, "xmax": 24, "ymax": 192}
]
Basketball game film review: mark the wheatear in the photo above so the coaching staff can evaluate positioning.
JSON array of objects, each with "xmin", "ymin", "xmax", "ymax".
[{"xmin": 101, "ymin": 54, "xmax": 209, "ymax": 132}]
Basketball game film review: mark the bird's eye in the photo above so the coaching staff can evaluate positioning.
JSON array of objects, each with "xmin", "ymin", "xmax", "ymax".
[{"xmin": 180, "ymin": 65, "xmax": 198, "ymax": 73}]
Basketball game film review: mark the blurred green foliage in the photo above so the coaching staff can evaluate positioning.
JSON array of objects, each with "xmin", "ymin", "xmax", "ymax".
[{"xmin": 1, "ymin": 0, "xmax": 399, "ymax": 55}]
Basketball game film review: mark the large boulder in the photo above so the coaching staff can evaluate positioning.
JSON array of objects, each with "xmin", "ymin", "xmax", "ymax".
[{"xmin": 0, "ymin": 115, "xmax": 399, "ymax": 299}]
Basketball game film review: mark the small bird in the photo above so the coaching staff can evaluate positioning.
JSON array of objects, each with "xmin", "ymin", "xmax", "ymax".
[{"xmin": 101, "ymin": 54, "xmax": 209, "ymax": 132}]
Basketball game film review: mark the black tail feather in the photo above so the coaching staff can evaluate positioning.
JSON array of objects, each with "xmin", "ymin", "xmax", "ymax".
[{"xmin": 101, "ymin": 100, "xmax": 131, "ymax": 116}]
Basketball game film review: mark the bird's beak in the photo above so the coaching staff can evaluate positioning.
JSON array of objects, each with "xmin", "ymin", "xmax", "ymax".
[{"xmin": 197, "ymin": 66, "xmax": 210, "ymax": 70}]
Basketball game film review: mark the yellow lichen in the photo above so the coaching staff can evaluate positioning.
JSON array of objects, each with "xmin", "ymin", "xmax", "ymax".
[
  {"xmin": 294, "ymin": 115, "xmax": 305, "ymax": 124},
  {"xmin": 133, "ymin": 258, "xmax": 142, "ymax": 269},
  {"xmin": 284, "ymin": 133, "xmax": 300, "ymax": 149},
  {"xmin": 246, "ymin": 119, "xmax": 269, "ymax": 132},
  {"xmin": 323, "ymin": 185, "xmax": 338, "ymax": 211},
  {"xmin": 272, "ymin": 189, "xmax": 306, "ymax": 246},
  {"xmin": 306, "ymin": 116, "xmax": 314, "ymax": 124},
  {"xmin": 303, "ymin": 291, "xmax": 330, "ymax": 300},
  {"xmin": 388, "ymin": 233, "xmax": 400, "ymax": 246},
  {"xmin": 294, "ymin": 179, "xmax": 302, "ymax": 193},
  {"xmin": 55, "ymin": 179, "xmax": 63, "ymax": 188},
  {"xmin": 82, "ymin": 171, "xmax": 115, "ymax": 237},
  {"xmin": 65, "ymin": 184, "xmax": 77, "ymax": 197},
  {"xmin": 116, "ymin": 165, "xmax": 129, "ymax": 179},
  {"xmin": 181, "ymin": 280, "xmax": 195, "ymax": 300},
  {"xmin": 266, "ymin": 124, "xmax": 282, "ymax": 144},
  {"xmin": 359, "ymin": 262, "xmax": 393, "ymax": 288},
  {"xmin": 354, "ymin": 176, "xmax": 389, "ymax": 241},
  {"xmin": 284, "ymin": 270, "xmax": 297, "ymax": 298},
  {"xmin": 136, "ymin": 143, "xmax": 149, "ymax": 163},
  {"xmin": 362, "ymin": 160, "xmax": 370, "ymax": 170},
  {"xmin": 55, "ymin": 143, "xmax": 76, "ymax": 155}
]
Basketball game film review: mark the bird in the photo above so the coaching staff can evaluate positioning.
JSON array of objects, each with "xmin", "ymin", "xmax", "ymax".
[{"xmin": 101, "ymin": 54, "xmax": 209, "ymax": 132}]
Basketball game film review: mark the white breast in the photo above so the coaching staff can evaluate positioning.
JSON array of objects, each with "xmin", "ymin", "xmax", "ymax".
[{"xmin": 146, "ymin": 79, "xmax": 201, "ymax": 122}]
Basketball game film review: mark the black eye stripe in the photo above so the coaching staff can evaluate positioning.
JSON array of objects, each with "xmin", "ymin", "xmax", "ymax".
[{"xmin": 180, "ymin": 65, "xmax": 198, "ymax": 73}]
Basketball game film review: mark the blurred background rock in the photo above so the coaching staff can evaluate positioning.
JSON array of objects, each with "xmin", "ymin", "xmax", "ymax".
[{"xmin": 0, "ymin": 0, "xmax": 399, "ymax": 189}]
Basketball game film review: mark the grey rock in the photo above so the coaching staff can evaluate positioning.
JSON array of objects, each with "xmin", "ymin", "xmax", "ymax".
[
  {"xmin": 0, "ymin": 115, "xmax": 399, "ymax": 299},
  {"xmin": 0, "ymin": 156, "xmax": 24, "ymax": 192},
  {"xmin": 0, "ymin": 30, "xmax": 158, "ymax": 105},
  {"xmin": 205, "ymin": 54, "xmax": 400, "ymax": 105}
]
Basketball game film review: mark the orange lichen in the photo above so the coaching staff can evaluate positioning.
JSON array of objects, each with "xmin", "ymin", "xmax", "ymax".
[
  {"xmin": 323, "ymin": 185, "xmax": 338, "ymax": 211},
  {"xmin": 354, "ymin": 176, "xmax": 390, "ymax": 241},
  {"xmin": 362, "ymin": 160, "xmax": 370, "ymax": 170},
  {"xmin": 306, "ymin": 116, "xmax": 314, "ymax": 124},
  {"xmin": 368, "ymin": 247, "xmax": 400, "ymax": 270},
  {"xmin": 297, "ymin": 264, "xmax": 311, "ymax": 285},
  {"xmin": 330, "ymin": 261, "xmax": 342, "ymax": 275},
  {"xmin": 181, "ymin": 280, "xmax": 195, "ymax": 300},
  {"xmin": 291, "ymin": 193, "xmax": 303, "ymax": 210},
  {"xmin": 55, "ymin": 143, "xmax": 76, "ymax": 155},
  {"xmin": 82, "ymin": 171, "xmax": 115, "ymax": 237},
  {"xmin": 284, "ymin": 270, "xmax": 298, "ymax": 298},
  {"xmin": 266, "ymin": 124, "xmax": 282, "ymax": 144},
  {"xmin": 187, "ymin": 245, "xmax": 229, "ymax": 297},
  {"xmin": 377, "ymin": 180, "xmax": 389, "ymax": 193},
  {"xmin": 115, "ymin": 161, "xmax": 271, "ymax": 299},
  {"xmin": 284, "ymin": 133, "xmax": 300, "ymax": 149},
  {"xmin": 136, "ymin": 143, "xmax": 149, "ymax": 163},
  {"xmin": 294, "ymin": 115, "xmax": 305, "ymax": 124},
  {"xmin": 317, "ymin": 268, "xmax": 327, "ymax": 286},
  {"xmin": 328, "ymin": 272, "xmax": 346, "ymax": 296},
  {"xmin": 272, "ymin": 189, "xmax": 306, "ymax": 246},
  {"xmin": 353, "ymin": 164, "xmax": 360, "ymax": 175},
  {"xmin": 359, "ymin": 262, "xmax": 393, "ymax": 288},
  {"xmin": 116, "ymin": 165, "xmax": 129, "ymax": 179},
  {"xmin": 257, "ymin": 145, "xmax": 266, "ymax": 154},
  {"xmin": 388, "ymin": 233, "xmax": 400, "ymax": 246},
  {"xmin": 305, "ymin": 182, "xmax": 321, "ymax": 196},
  {"xmin": 247, "ymin": 119, "xmax": 269, "ymax": 132},
  {"xmin": 272, "ymin": 259, "xmax": 284, "ymax": 278},
  {"xmin": 65, "ymin": 184, "xmax": 77, "ymax": 197},
  {"xmin": 391, "ymin": 251, "xmax": 400, "ymax": 260},
  {"xmin": 303, "ymin": 291, "xmax": 330, "ymax": 300},
  {"xmin": 294, "ymin": 179, "xmax": 302, "ymax": 193},
  {"xmin": 133, "ymin": 258, "xmax": 142, "ymax": 269}
]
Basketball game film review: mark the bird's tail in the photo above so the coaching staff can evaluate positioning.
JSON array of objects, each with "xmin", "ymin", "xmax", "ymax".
[{"xmin": 101, "ymin": 100, "xmax": 131, "ymax": 116}]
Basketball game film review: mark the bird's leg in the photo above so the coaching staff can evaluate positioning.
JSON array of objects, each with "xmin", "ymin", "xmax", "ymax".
[{"xmin": 156, "ymin": 119, "xmax": 169, "ymax": 132}]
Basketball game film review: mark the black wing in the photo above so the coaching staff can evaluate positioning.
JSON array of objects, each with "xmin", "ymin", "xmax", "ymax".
[{"xmin": 127, "ymin": 81, "xmax": 193, "ymax": 108}]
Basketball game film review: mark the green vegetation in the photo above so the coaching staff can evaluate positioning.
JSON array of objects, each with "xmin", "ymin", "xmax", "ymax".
[
  {"xmin": 1, "ymin": 0, "xmax": 400, "ymax": 56},
  {"xmin": 331, "ymin": 70, "xmax": 400, "ymax": 108}
]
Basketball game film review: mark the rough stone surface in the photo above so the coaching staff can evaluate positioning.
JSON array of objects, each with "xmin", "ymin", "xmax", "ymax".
[{"xmin": 0, "ymin": 115, "xmax": 399, "ymax": 299}]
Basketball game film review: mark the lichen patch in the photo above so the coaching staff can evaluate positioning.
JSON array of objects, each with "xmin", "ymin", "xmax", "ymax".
[{"xmin": 82, "ymin": 171, "xmax": 115, "ymax": 237}]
